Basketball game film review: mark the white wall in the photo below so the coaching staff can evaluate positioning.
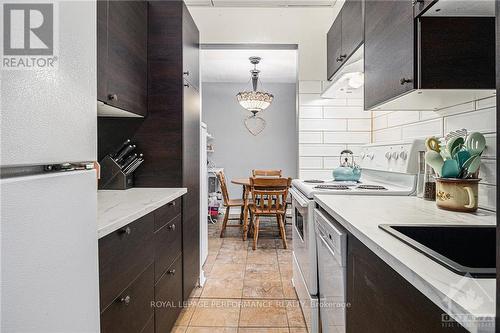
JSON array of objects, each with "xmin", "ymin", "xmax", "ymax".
[
  {"xmin": 202, "ymin": 82, "xmax": 297, "ymax": 197},
  {"xmin": 372, "ymin": 97, "xmax": 497, "ymax": 211}
]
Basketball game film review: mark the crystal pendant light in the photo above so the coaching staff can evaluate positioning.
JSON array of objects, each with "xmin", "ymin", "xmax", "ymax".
[{"xmin": 236, "ymin": 57, "xmax": 274, "ymax": 113}]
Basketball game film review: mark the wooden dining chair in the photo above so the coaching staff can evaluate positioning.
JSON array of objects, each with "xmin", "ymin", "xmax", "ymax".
[
  {"xmin": 248, "ymin": 177, "xmax": 292, "ymax": 250},
  {"xmin": 252, "ymin": 169, "xmax": 282, "ymax": 178},
  {"xmin": 216, "ymin": 171, "xmax": 250, "ymax": 238}
]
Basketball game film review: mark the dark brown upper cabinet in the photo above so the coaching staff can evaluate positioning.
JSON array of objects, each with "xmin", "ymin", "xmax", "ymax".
[
  {"xmin": 364, "ymin": 0, "xmax": 495, "ymax": 111},
  {"xmin": 97, "ymin": 0, "xmax": 148, "ymax": 117},
  {"xmin": 327, "ymin": 0, "xmax": 363, "ymax": 80}
]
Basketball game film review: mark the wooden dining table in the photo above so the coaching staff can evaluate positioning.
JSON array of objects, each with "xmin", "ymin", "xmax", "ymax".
[{"xmin": 231, "ymin": 178, "xmax": 251, "ymax": 240}]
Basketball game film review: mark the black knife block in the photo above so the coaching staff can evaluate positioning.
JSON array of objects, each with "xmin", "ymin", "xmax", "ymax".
[{"xmin": 98, "ymin": 155, "xmax": 134, "ymax": 190}]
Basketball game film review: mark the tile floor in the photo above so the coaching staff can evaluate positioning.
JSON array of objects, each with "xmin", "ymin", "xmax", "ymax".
[{"xmin": 171, "ymin": 215, "xmax": 307, "ymax": 333}]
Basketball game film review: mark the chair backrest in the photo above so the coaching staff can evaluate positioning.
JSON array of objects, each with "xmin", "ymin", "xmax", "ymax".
[
  {"xmin": 216, "ymin": 171, "xmax": 230, "ymax": 205},
  {"xmin": 250, "ymin": 177, "xmax": 292, "ymax": 213},
  {"xmin": 252, "ymin": 169, "xmax": 282, "ymax": 178}
]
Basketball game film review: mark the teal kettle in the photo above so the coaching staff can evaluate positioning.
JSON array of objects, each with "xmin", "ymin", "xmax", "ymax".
[{"xmin": 332, "ymin": 150, "xmax": 361, "ymax": 181}]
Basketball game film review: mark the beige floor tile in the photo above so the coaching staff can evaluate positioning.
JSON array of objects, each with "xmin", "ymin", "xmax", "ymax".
[
  {"xmin": 245, "ymin": 264, "xmax": 281, "ymax": 281},
  {"xmin": 201, "ymin": 278, "xmax": 243, "ymax": 299},
  {"xmin": 190, "ymin": 286, "xmax": 203, "ymax": 298},
  {"xmin": 209, "ymin": 263, "xmax": 246, "ymax": 279},
  {"xmin": 288, "ymin": 328, "xmax": 308, "ymax": 333},
  {"xmin": 285, "ymin": 300, "xmax": 306, "ymax": 328},
  {"xmin": 171, "ymin": 326, "xmax": 187, "ymax": 333},
  {"xmin": 215, "ymin": 252, "xmax": 248, "ymax": 265},
  {"xmin": 248, "ymin": 238, "xmax": 276, "ymax": 249},
  {"xmin": 246, "ymin": 249, "xmax": 278, "ymax": 265},
  {"xmin": 186, "ymin": 327, "xmax": 238, "ymax": 333},
  {"xmin": 174, "ymin": 300, "xmax": 197, "ymax": 326},
  {"xmin": 189, "ymin": 299, "xmax": 241, "ymax": 327},
  {"xmin": 239, "ymin": 300, "xmax": 288, "ymax": 327},
  {"xmin": 242, "ymin": 279, "xmax": 284, "ymax": 299},
  {"xmin": 277, "ymin": 249, "xmax": 292, "ymax": 263},
  {"xmin": 238, "ymin": 328, "xmax": 289, "ymax": 333},
  {"xmin": 281, "ymin": 277, "xmax": 297, "ymax": 300}
]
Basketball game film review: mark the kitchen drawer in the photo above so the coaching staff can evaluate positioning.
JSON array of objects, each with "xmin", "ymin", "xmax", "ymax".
[
  {"xmin": 155, "ymin": 254, "xmax": 183, "ymax": 333},
  {"xmin": 101, "ymin": 263, "xmax": 154, "ymax": 333},
  {"xmin": 99, "ymin": 212, "xmax": 154, "ymax": 311},
  {"xmin": 155, "ymin": 214, "xmax": 182, "ymax": 282},
  {"xmin": 154, "ymin": 198, "xmax": 181, "ymax": 231}
]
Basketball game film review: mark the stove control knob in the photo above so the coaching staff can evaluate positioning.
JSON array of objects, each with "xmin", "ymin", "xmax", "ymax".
[
  {"xmin": 367, "ymin": 152, "xmax": 374, "ymax": 160},
  {"xmin": 361, "ymin": 152, "xmax": 366, "ymax": 159},
  {"xmin": 399, "ymin": 151, "xmax": 408, "ymax": 160},
  {"xmin": 385, "ymin": 151, "xmax": 392, "ymax": 160},
  {"xmin": 391, "ymin": 151, "xmax": 399, "ymax": 160}
]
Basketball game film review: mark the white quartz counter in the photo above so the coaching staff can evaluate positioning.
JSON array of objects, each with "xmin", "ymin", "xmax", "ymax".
[
  {"xmin": 97, "ymin": 188, "xmax": 187, "ymax": 238},
  {"xmin": 314, "ymin": 195, "xmax": 496, "ymax": 333}
]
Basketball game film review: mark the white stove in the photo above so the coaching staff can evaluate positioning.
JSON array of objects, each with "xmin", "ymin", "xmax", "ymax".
[{"xmin": 290, "ymin": 140, "xmax": 424, "ymax": 333}]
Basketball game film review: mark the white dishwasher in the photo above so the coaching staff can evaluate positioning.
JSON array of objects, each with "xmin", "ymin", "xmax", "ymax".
[{"xmin": 314, "ymin": 208, "xmax": 347, "ymax": 333}]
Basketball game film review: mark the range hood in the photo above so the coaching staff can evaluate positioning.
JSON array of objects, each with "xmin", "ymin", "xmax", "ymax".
[{"xmin": 321, "ymin": 47, "xmax": 364, "ymax": 100}]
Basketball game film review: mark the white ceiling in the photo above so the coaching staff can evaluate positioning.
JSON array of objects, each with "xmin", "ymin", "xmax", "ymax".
[
  {"xmin": 185, "ymin": 0, "xmax": 335, "ymax": 7},
  {"xmin": 201, "ymin": 49, "xmax": 298, "ymax": 83}
]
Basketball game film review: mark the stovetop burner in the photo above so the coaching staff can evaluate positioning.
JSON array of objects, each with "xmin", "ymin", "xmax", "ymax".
[
  {"xmin": 315, "ymin": 184, "xmax": 351, "ymax": 190},
  {"xmin": 356, "ymin": 184, "xmax": 387, "ymax": 190},
  {"xmin": 304, "ymin": 179, "xmax": 325, "ymax": 183}
]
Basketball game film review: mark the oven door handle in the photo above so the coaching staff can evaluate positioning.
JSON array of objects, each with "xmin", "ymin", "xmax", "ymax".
[{"xmin": 290, "ymin": 188, "xmax": 309, "ymax": 208}]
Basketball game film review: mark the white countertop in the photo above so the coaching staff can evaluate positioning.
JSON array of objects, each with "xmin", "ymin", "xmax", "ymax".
[
  {"xmin": 314, "ymin": 195, "xmax": 496, "ymax": 333},
  {"xmin": 97, "ymin": 188, "xmax": 187, "ymax": 238}
]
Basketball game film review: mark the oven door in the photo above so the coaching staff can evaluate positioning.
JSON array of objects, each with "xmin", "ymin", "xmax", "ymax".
[{"xmin": 290, "ymin": 187, "xmax": 317, "ymax": 295}]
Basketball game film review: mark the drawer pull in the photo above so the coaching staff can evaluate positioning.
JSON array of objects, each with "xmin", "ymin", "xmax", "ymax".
[
  {"xmin": 400, "ymin": 77, "xmax": 412, "ymax": 85},
  {"xmin": 167, "ymin": 224, "xmax": 176, "ymax": 231},
  {"xmin": 183, "ymin": 71, "xmax": 190, "ymax": 76},
  {"xmin": 119, "ymin": 227, "xmax": 131, "ymax": 235},
  {"xmin": 167, "ymin": 269, "xmax": 176, "ymax": 275},
  {"xmin": 168, "ymin": 201, "xmax": 176, "ymax": 207},
  {"xmin": 120, "ymin": 295, "xmax": 131, "ymax": 305},
  {"xmin": 107, "ymin": 93, "xmax": 118, "ymax": 101}
]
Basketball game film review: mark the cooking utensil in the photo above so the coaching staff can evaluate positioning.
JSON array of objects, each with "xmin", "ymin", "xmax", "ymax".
[
  {"xmin": 120, "ymin": 153, "xmax": 137, "ymax": 169},
  {"xmin": 111, "ymin": 139, "xmax": 131, "ymax": 158},
  {"xmin": 441, "ymin": 159, "xmax": 460, "ymax": 178},
  {"xmin": 445, "ymin": 128, "xmax": 467, "ymax": 142},
  {"xmin": 465, "ymin": 132, "xmax": 486, "ymax": 156},
  {"xmin": 446, "ymin": 137, "xmax": 464, "ymax": 158},
  {"xmin": 114, "ymin": 144, "xmax": 136, "ymax": 163},
  {"xmin": 425, "ymin": 137, "xmax": 441, "ymax": 153},
  {"xmin": 125, "ymin": 158, "xmax": 144, "ymax": 175},
  {"xmin": 454, "ymin": 149, "xmax": 471, "ymax": 169},
  {"xmin": 424, "ymin": 150, "xmax": 444, "ymax": 177}
]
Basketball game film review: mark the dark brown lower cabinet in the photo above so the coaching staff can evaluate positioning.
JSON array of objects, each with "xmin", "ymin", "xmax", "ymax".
[
  {"xmin": 346, "ymin": 235, "xmax": 467, "ymax": 333},
  {"xmin": 101, "ymin": 264, "xmax": 154, "ymax": 333},
  {"xmin": 99, "ymin": 199, "xmax": 185, "ymax": 333},
  {"xmin": 155, "ymin": 254, "xmax": 183, "ymax": 333}
]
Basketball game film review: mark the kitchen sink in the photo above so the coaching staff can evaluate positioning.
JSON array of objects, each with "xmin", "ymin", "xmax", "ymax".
[{"xmin": 379, "ymin": 224, "xmax": 496, "ymax": 278}]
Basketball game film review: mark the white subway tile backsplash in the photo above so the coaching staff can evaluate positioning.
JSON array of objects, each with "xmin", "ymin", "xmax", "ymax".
[
  {"xmin": 299, "ymin": 132, "xmax": 323, "ymax": 143},
  {"xmin": 347, "ymin": 118, "xmax": 371, "ymax": 131},
  {"xmin": 300, "ymin": 94, "xmax": 347, "ymax": 106},
  {"xmin": 373, "ymin": 114, "xmax": 388, "ymax": 130},
  {"xmin": 300, "ymin": 157, "xmax": 323, "ymax": 169},
  {"xmin": 299, "ymin": 81, "xmax": 322, "ymax": 94},
  {"xmin": 299, "ymin": 144, "xmax": 346, "ymax": 156},
  {"xmin": 479, "ymin": 158, "xmax": 496, "ymax": 186},
  {"xmin": 300, "ymin": 119, "xmax": 347, "ymax": 131},
  {"xmin": 444, "ymin": 107, "xmax": 496, "ymax": 134},
  {"xmin": 387, "ymin": 111, "xmax": 420, "ymax": 127},
  {"xmin": 436, "ymin": 101, "xmax": 475, "ymax": 116},
  {"xmin": 323, "ymin": 157, "xmax": 340, "ymax": 169},
  {"xmin": 419, "ymin": 111, "xmax": 441, "ymax": 121},
  {"xmin": 323, "ymin": 106, "xmax": 371, "ymax": 119},
  {"xmin": 401, "ymin": 118, "xmax": 443, "ymax": 139},
  {"xmin": 347, "ymin": 99, "xmax": 364, "ymax": 106},
  {"xmin": 299, "ymin": 169, "xmax": 333, "ymax": 180},
  {"xmin": 483, "ymin": 134, "xmax": 497, "ymax": 159},
  {"xmin": 476, "ymin": 96, "xmax": 496, "ymax": 110},
  {"xmin": 373, "ymin": 127, "xmax": 402, "ymax": 142},
  {"xmin": 299, "ymin": 106, "xmax": 323, "ymax": 119},
  {"xmin": 323, "ymin": 132, "xmax": 370, "ymax": 144},
  {"xmin": 478, "ymin": 184, "xmax": 496, "ymax": 211}
]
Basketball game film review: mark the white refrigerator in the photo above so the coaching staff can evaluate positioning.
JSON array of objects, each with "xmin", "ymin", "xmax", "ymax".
[{"xmin": 1, "ymin": 1, "xmax": 100, "ymax": 332}]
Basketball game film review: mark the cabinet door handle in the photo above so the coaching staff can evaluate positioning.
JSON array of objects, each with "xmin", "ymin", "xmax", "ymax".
[
  {"xmin": 167, "ymin": 269, "xmax": 176, "ymax": 275},
  {"xmin": 335, "ymin": 54, "xmax": 347, "ymax": 62},
  {"xmin": 120, "ymin": 295, "xmax": 131, "ymax": 305},
  {"xmin": 168, "ymin": 201, "xmax": 176, "ymax": 207},
  {"xmin": 168, "ymin": 224, "xmax": 176, "ymax": 231},
  {"xmin": 119, "ymin": 226, "xmax": 131, "ymax": 235},
  {"xmin": 400, "ymin": 78, "xmax": 413, "ymax": 85},
  {"xmin": 183, "ymin": 71, "xmax": 190, "ymax": 76},
  {"xmin": 107, "ymin": 93, "xmax": 118, "ymax": 101},
  {"xmin": 412, "ymin": 0, "xmax": 424, "ymax": 5},
  {"xmin": 184, "ymin": 83, "xmax": 190, "ymax": 88}
]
